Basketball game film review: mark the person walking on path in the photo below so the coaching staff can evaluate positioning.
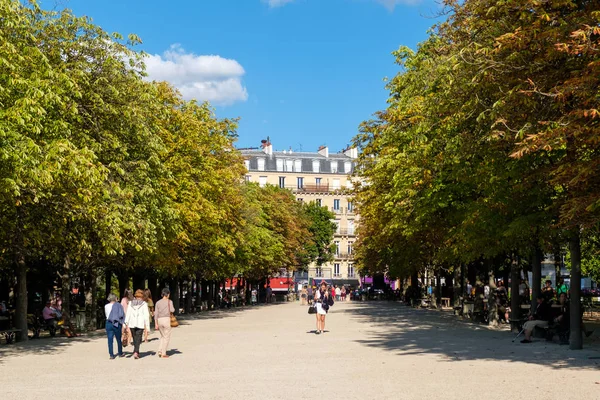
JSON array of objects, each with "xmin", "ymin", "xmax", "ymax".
[
  {"xmin": 154, "ymin": 288, "xmax": 175, "ymax": 358},
  {"xmin": 300, "ymin": 286, "xmax": 308, "ymax": 305},
  {"xmin": 125, "ymin": 289, "xmax": 150, "ymax": 359},
  {"xmin": 121, "ymin": 288, "xmax": 133, "ymax": 345},
  {"xmin": 143, "ymin": 289, "xmax": 154, "ymax": 340},
  {"xmin": 104, "ymin": 293, "xmax": 125, "ymax": 360},
  {"xmin": 314, "ymin": 281, "xmax": 334, "ymax": 335}
]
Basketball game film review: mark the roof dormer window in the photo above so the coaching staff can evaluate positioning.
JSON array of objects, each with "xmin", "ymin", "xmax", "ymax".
[{"xmin": 257, "ymin": 158, "xmax": 265, "ymax": 171}]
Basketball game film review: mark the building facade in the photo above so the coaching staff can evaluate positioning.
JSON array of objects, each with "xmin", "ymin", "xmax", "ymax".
[{"xmin": 240, "ymin": 140, "xmax": 360, "ymax": 288}]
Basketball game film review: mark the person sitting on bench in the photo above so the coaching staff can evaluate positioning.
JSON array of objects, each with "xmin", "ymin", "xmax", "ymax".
[
  {"xmin": 554, "ymin": 292, "xmax": 570, "ymax": 344},
  {"xmin": 521, "ymin": 295, "xmax": 552, "ymax": 343},
  {"xmin": 42, "ymin": 301, "xmax": 57, "ymax": 328}
]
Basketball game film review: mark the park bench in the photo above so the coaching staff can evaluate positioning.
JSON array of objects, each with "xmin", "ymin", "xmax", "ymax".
[{"xmin": 0, "ymin": 328, "xmax": 21, "ymax": 344}]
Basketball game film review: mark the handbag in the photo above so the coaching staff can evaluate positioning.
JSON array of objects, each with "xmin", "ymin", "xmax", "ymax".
[
  {"xmin": 308, "ymin": 305, "xmax": 316, "ymax": 314},
  {"xmin": 122, "ymin": 329, "xmax": 129, "ymax": 347},
  {"xmin": 170, "ymin": 313, "xmax": 179, "ymax": 328}
]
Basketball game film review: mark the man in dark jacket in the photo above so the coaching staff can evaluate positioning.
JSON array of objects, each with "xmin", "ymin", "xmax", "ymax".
[{"xmin": 521, "ymin": 295, "xmax": 552, "ymax": 343}]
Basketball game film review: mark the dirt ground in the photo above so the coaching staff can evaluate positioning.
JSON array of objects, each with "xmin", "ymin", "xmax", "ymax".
[{"xmin": 1, "ymin": 301, "xmax": 599, "ymax": 400}]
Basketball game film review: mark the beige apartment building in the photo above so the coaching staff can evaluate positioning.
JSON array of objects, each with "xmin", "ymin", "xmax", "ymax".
[{"xmin": 240, "ymin": 140, "xmax": 360, "ymax": 288}]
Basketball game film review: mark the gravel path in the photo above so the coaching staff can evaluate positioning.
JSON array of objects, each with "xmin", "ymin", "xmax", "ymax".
[{"xmin": 1, "ymin": 302, "xmax": 599, "ymax": 399}]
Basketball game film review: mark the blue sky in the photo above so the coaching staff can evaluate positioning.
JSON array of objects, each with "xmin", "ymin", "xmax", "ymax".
[{"xmin": 54, "ymin": 0, "xmax": 440, "ymax": 153}]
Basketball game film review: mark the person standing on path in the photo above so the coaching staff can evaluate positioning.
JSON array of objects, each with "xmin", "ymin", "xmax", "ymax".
[
  {"xmin": 335, "ymin": 286, "xmax": 341, "ymax": 301},
  {"xmin": 314, "ymin": 282, "xmax": 334, "ymax": 334},
  {"xmin": 125, "ymin": 289, "xmax": 149, "ymax": 359},
  {"xmin": 154, "ymin": 288, "xmax": 175, "ymax": 359},
  {"xmin": 104, "ymin": 293, "xmax": 125, "ymax": 360}
]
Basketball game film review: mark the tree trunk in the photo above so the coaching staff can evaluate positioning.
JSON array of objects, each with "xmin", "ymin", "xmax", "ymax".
[
  {"xmin": 531, "ymin": 247, "xmax": 542, "ymax": 314},
  {"xmin": 171, "ymin": 279, "xmax": 180, "ymax": 315},
  {"xmin": 554, "ymin": 247, "xmax": 562, "ymax": 285},
  {"xmin": 85, "ymin": 268, "xmax": 97, "ymax": 331},
  {"xmin": 61, "ymin": 254, "xmax": 71, "ymax": 319},
  {"xmin": 510, "ymin": 254, "xmax": 521, "ymax": 331},
  {"xmin": 452, "ymin": 267, "xmax": 460, "ymax": 308},
  {"xmin": 147, "ymin": 277, "xmax": 158, "ymax": 301},
  {"xmin": 185, "ymin": 280, "xmax": 192, "ymax": 314},
  {"xmin": 14, "ymin": 251, "xmax": 28, "ymax": 342},
  {"xmin": 105, "ymin": 269, "xmax": 112, "ymax": 299},
  {"xmin": 132, "ymin": 273, "xmax": 145, "ymax": 292},
  {"xmin": 569, "ymin": 231, "xmax": 582, "ymax": 350},
  {"xmin": 117, "ymin": 271, "xmax": 129, "ymax": 298},
  {"xmin": 435, "ymin": 270, "xmax": 442, "ymax": 308}
]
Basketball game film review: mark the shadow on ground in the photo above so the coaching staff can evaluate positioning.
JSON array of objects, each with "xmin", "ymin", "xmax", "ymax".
[
  {"xmin": 0, "ymin": 302, "xmax": 287, "ymax": 361},
  {"xmin": 341, "ymin": 302, "xmax": 600, "ymax": 370}
]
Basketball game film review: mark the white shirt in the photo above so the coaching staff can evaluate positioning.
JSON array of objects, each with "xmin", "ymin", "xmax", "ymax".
[
  {"xmin": 125, "ymin": 301, "xmax": 150, "ymax": 329},
  {"xmin": 335, "ymin": 288, "xmax": 341, "ymax": 296},
  {"xmin": 104, "ymin": 303, "xmax": 114, "ymax": 320}
]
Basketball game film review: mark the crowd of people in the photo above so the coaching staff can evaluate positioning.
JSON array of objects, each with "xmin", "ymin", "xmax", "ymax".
[{"xmin": 105, "ymin": 288, "xmax": 175, "ymax": 360}]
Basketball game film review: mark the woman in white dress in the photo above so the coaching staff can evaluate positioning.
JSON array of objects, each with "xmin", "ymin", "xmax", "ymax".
[{"xmin": 314, "ymin": 282, "xmax": 333, "ymax": 334}]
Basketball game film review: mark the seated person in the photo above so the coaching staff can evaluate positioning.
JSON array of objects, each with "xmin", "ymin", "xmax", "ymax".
[
  {"xmin": 541, "ymin": 280, "xmax": 555, "ymax": 304},
  {"xmin": 42, "ymin": 301, "xmax": 57, "ymax": 326},
  {"xmin": 496, "ymin": 282, "xmax": 509, "ymax": 322},
  {"xmin": 521, "ymin": 295, "xmax": 552, "ymax": 343},
  {"xmin": 554, "ymin": 292, "xmax": 570, "ymax": 344}
]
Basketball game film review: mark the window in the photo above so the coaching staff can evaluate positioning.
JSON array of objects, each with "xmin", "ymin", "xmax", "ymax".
[
  {"xmin": 346, "ymin": 180, "xmax": 353, "ymax": 189},
  {"xmin": 244, "ymin": 175, "xmax": 251, "ymax": 183},
  {"xmin": 348, "ymin": 201, "xmax": 354, "ymax": 212},
  {"xmin": 285, "ymin": 159, "xmax": 293, "ymax": 172},
  {"xmin": 244, "ymin": 160, "xmax": 250, "ymax": 171},
  {"xmin": 334, "ymin": 241, "xmax": 340, "ymax": 256},
  {"xmin": 312, "ymin": 160, "xmax": 320, "ymax": 173},
  {"xmin": 315, "ymin": 267, "xmax": 323, "ymax": 278},
  {"xmin": 259, "ymin": 176, "xmax": 267, "ymax": 187},
  {"xmin": 276, "ymin": 159, "xmax": 284, "ymax": 172},
  {"xmin": 331, "ymin": 160, "xmax": 339, "ymax": 173},
  {"xmin": 348, "ymin": 220, "xmax": 355, "ymax": 235},
  {"xmin": 348, "ymin": 264, "xmax": 355, "ymax": 278},
  {"xmin": 257, "ymin": 158, "xmax": 265, "ymax": 171},
  {"xmin": 347, "ymin": 241, "xmax": 353, "ymax": 255},
  {"xmin": 315, "ymin": 177, "xmax": 322, "ymax": 186},
  {"xmin": 294, "ymin": 159, "xmax": 302, "ymax": 172},
  {"xmin": 297, "ymin": 198, "xmax": 304, "ymax": 202},
  {"xmin": 334, "ymin": 263, "xmax": 340, "ymax": 277},
  {"xmin": 316, "ymin": 199, "xmax": 322, "ymax": 207},
  {"xmin": 297, "ymin": 177, "xmax": 304, "ymax": 189},
  {"xmin": 333, "ymin": 199, "xmax": 340, "ymax": 211},
  {"xmin": 332, "ymin": 178, "xmax": 340, "ymax": 190},
  {"xmin": 333, "ymin": 220, "xmax": 340, "ymax": 233},
  {"xmin": 344, "ymin": 161, "xmax": 352, "ymax": 174},
  {"xmin": 279, "ymin": 176, "xmax": 285, "ymax": 188}
]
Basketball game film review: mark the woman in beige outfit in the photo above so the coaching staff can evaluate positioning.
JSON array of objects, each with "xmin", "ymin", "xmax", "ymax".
[{"xmin": 154, "ymin": 288, "xmax": 175, "ymax": 358}]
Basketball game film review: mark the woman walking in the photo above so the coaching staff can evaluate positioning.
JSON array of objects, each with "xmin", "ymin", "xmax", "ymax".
[
  {"xmin": 121, "ymin": 288, "xmax": 133, "ymax": 346},
  {"xmin": 154, "ymin": 288, "xmax": 175, "ymax": 358},
  {"xmin": 124, "ymin": 289, "xmax": 150, "ymax": 359},
  {"xmin": 300, "ymin": 286, "xmax": 308, "ymax": 306},
  {"xmin": 314, "ymin": 282, "xmax": 334, "ymax": 334},
  {"xmin": 105, "ymin": 294, "xmax": 125, "ymax": 359},
  {"xmin": 143, "ymin": 288, "xmax": 154, "ymax": 341}
]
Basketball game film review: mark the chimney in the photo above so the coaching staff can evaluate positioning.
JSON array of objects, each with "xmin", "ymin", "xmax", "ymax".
[
  {"xmin": 318, "ymin": 145, "xmax": 329, "ymax": 158},
  {"xmin": 344, "ymin": 147, "xmax": 358, "ymax": 159},
  {"xmin": 261, "ymin": 137, "xmax": 272, "ymax": 156}
]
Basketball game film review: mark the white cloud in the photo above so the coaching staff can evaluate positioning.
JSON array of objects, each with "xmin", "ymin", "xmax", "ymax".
[
  {"xmin": 263, "ymin": 0, "xmax": 295, "ymax": 7},
  {"xmin": 144, "ymin": 44, "xmax": 248, "ymax": 106}
]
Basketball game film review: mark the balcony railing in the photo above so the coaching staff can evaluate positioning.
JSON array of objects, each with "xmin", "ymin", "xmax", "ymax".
[
  {"xmin": 335, "ymin": 229, "xmax": 356, "ymax": 236},
  {"xmin": 334, "ymin": 252, "xmax": 354, "ymax": 259},
  {"xmin": 333, "ymin": 273, "xmax": 342, "ymax": 277}
]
